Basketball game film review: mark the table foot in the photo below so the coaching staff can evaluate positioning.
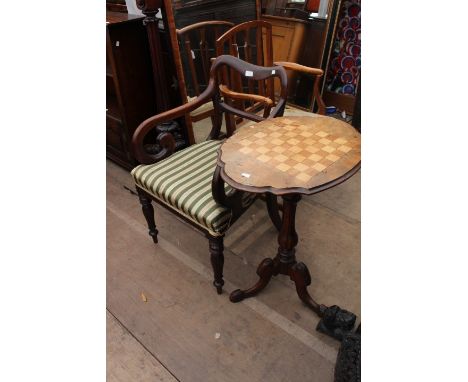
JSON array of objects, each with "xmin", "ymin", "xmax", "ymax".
[
  {"xmin": 229, "ymin": 258, "xmax": 275, "ymax": 303},
  {"xmin": 289, "ymin": 262, "xmax": 324, "ymax": 315}
]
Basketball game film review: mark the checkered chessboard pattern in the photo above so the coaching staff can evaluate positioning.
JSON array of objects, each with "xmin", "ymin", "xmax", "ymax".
[{"xmin": 232, "ymin": 117, "xmax": 358, "ymax": 183}]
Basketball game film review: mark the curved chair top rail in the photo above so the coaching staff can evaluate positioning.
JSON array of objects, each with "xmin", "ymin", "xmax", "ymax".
[
  {"xmin": 215, "ymin": 20, "xmax": 272, "ymax": 49},
  {"xmin": 214, "ymin": 20, "xmax": 275, "ymax": 125},
  {"xmin": 132, "ymin": 55, "xmax": 289, "ymax": 164},
  {"xmin": 176, "ymin": 20, "xmax": 235, "ymax": 36},
  {"xmin": 210, "ymin": 55, "xmax": 287, "ymax": 122},
  {"xmin": 215, "ymin": 20, "xmax": 273, "ymax": 65},
  {"xmin": 211, "ymin": 55, "xmax": 285, "ymax": 83},
  {"xmin": 177, "ymin": 20, "xmax": 236, "ymax": 97}
]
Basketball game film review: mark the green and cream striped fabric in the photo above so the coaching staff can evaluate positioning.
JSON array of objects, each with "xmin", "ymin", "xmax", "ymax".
[{"xmin": 131, "ymin": 140, "xmax": 254, "ymax": 237}]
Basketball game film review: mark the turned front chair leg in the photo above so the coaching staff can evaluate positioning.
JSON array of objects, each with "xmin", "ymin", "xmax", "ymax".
[
  {"xmin": 136, "ymin": 188, "xmax": 158, "ymax": 243},
  {"xmin": 209, "ymin": 236, "xmax": 225, "ymax": 294}
]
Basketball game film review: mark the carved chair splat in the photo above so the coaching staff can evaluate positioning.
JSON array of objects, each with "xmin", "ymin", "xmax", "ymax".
[
  {"xmin": 216, "ymin": 20, "xmax": 326, "ymax": 120},
  {"xmin": 175, "ymin": 21, "xmax": 234, "ymax": 143},
  {"xmin": 215, "ymin": 20, "xmax": 275, "ymax": 134}
]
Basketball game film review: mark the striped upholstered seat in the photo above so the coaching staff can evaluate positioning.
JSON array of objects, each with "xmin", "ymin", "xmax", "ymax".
[{"xmin": 131, "ymin": 140, "xmax": 255, "ymax": 237}]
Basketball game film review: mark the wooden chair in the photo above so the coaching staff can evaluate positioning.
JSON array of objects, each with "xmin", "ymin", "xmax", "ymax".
[
  {"xmin": 214, "ymin": 20, "xmax": 326, "ymax": 219},
  {"xmin": 174, "ymin": 21, "xmax": 234, "ymax": 144},
  {"xmin": 131, "ymin": 55, "xmax": 288, "ymax": 295},
  {"xmin": 215, "ymin": 20, "xmax": 326, "ymax": 128}
]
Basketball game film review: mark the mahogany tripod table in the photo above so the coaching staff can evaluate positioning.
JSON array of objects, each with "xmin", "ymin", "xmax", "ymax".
[{"xmin": 216, "ymin": 115, "xmax": 361, "ymax": 339}]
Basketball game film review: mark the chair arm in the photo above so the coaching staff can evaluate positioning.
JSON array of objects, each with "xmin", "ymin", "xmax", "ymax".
[
  {"xmin": 132, "ymin": 83, "xmax": 215, "ymax": 164},
  {"xmin": 274, "ymin": 61, "xmax": 324, "ymax": 76},
  {"xmin": 211, "ymin": 165, "xmax": 245, "ymax": 214},
  {"xmin": 219, "ymin": 84, "xmax": 274, "ymax": 107},
  {"xmin": 219, "ymin": 84, "xmax": 273, "ymax": 118},
  {"xmin": 274, "ymin": 61, "xmax": 326, "ymax": 115}
]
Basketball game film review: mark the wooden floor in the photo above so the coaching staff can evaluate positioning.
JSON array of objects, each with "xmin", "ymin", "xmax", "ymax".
[{"xmin": 107, "ymin": 154, "xmax": 360, "ymax": 381}]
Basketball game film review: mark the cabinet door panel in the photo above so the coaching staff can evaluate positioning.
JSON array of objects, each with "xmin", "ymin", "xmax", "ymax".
[
  {"xmin": 271, "ymin": 24, "xmax": 293, "ymax": 62},
  {"xmin": 106, "ymin": 116, "xmax": 125, "ymax": 152}
]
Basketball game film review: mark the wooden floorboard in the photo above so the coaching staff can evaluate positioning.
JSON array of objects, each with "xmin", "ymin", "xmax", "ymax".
[
  {"xmin": 107, "ymin": 207, "xmax": 336, "ymax": 382},
  {"xmin": 107, "ymin": 311, "xmax": 178, "ymax": 382},
  {"xmin": 106, "ymin": 159, "xmax": 360, "ymax": 381},
  {"xmin": 106, "ymin": 163, "xmax": 360, "ymax": 327},
  {"xmin": 225, "ymin": 197, "xmax": 361, "ymax": 317},
  {"xmin": 302, "ymin": 170, "xmax": 361, "ymax": 223}
]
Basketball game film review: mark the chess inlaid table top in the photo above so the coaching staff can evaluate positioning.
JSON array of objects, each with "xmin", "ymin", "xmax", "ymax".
[{"xmin": 217, "ymin": 115, "xmax": 361, "ymax": 195}]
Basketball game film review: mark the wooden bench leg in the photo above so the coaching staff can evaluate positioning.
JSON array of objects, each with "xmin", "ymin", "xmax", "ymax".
[
  {"xmin": 208, "ymin": 236, "xmax": 225, "ymax": 294},
  {"xmin": 136, "ymin": 187, "xmax": 158, "ymax": 244}
]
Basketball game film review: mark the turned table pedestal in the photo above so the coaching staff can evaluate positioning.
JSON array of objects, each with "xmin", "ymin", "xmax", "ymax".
[{"xmin": 216, "ymin": 115, "xmax": 361, "ymax": 339}]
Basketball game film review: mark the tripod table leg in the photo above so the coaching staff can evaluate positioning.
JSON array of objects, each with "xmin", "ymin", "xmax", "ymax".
[
  {"xmin": 289, "ymin": 262, "xmax": 324, "ymax": 315},
  {"xmin": 229, "ymin": 258, "xmax": 276, "ymax": 302}
]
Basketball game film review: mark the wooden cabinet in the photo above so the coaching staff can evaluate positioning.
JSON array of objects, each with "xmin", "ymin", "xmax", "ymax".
[
  {"xmin": 106, "ymin": 12, "xmax": 157, "ymax": 169},
  {"xmin": 262, "ymin": 14, "xmax": 307, "ymax": 64},
  {"xmin": 106, "ymin": 0, "xmax": 127, "ymax": 12},
  {"xmin": 261, "ymin": 14, "xmax": 308, "ymax": 97},
  {"xmin": 106, "ymin": 10, "xmax": 188, "ymax": 169}
]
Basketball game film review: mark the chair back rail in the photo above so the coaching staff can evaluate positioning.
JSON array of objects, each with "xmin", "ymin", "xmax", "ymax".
[
  {"xmin": 217, "ymin": 20, "xmax": 326, "ymax": 116},
  {"xmin": 216, "ymin": 20, "xmax": 274, "ymax": 102},
  {"xmin": 177, "ymin": 21, "xmax": 235, "ymax": 98},
  {"xmin": 132, "ymin": 55, "xmax": 288, "ymax": 165},
  {"xmin": 216, "ymin": 21, "xmax": 275, "ymax": 132}
]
